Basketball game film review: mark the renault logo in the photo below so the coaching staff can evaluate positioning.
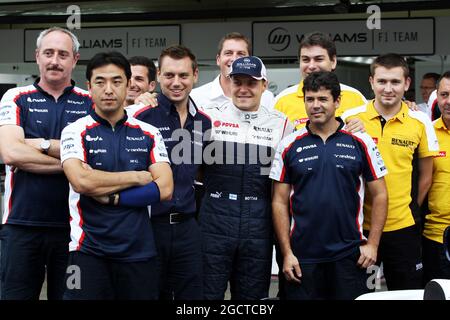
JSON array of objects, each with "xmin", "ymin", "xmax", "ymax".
[{"xmin": 268, "ymin": 27, "xmax": 291, "ymax": 52}]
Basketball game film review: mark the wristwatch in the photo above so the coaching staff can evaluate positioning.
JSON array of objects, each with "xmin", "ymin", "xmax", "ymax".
[{"xmin": 40, "ymin": 139, "xmax": 51, "ymax": 154}]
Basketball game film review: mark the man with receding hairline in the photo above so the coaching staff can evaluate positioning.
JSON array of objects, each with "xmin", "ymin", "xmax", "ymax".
[{"xmin": 0, "ymin": 27, "xmax": 92, "ymax": 300}]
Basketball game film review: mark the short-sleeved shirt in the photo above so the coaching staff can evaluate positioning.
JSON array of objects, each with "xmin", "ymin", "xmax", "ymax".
[
  {"xmin": 270, "ymin": 118, "xmax": 387, "ymax": 263},
  {"xmin": 424, "ymin": 117, "xmax": 450, "ymax": 243},
  {"xmin": 60, "ymin": 112, "xmax": 169, "ymax": 261},
  {"xmin": 273, "ymin": 80, "xmax": 366, "ymax": 130},
  {"xmin": 0, "ymin": 80, "xmax": 92, "ymax": 226},
  {"xmin": 342, "ymin": 100, "xmax": 440, "ymax": 232},
  {"xmin": 128, "ymin": 94, "xmax": 212, "ymax": 217},
  {"xmin": 191, "ymin": 75, "xmax": 274, "ymax": 110}
]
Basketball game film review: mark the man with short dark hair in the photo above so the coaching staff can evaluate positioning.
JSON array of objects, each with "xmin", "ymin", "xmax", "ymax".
[
  {"xmin": 273, "ymin": 31, "xmax": 366, "ymax": 129},
  {"xmin": 129, "ymin": 45, "xmax": 211, "ymax": 300},
  {"xmin": 271, "ymin": 71, "xmax": 388, "ymax": 300},
  {"xmin": 342, "ymin": 53, "xmax": 440, "ymax": 290},
  {"xmin": 124, "ymin": 56, "xmax": 157, "ymax": 107},
  {"xmin": 61, "ymin": 51, "xmax": 173, "ymax": 300},
  {"xmin": 0, "ymin": 27, "xmax": 92, "ymax": 300}
]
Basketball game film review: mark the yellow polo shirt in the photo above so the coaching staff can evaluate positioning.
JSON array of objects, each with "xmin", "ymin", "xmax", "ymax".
[
  {"xmin": 342, "ymin": 101, "xmax": 440, "ymax": 232},
  {"xmin": 273, "ymin": 80, "xmax": 367, "ymax": 130},
  {"xmin": 423, "ymin": 118, "xmax": 450, "ymax": 243}
]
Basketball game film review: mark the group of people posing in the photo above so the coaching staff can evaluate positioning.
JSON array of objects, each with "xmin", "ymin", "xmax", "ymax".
[{"xmin": 0, "ymin": 26, "xmax": 448, "ymax": 300}]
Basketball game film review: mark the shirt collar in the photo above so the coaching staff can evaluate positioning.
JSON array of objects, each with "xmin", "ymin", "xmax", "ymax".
[
  {"xmin": 434, "ymin": 117, "xmax": 450, "ymax": 131},
  {"xmin": 210, "ymin": 75, "xmax": 228, "ymax": 100},
  {"xmin": 366, "ymin": 99, "xmax": 409, "ymax": 123},
  {"xmin": 305, "ymin": 117, "xmax": 345, "ymax": 135},
  {"xmin": 158, "ymin": 93, "xmax": 198, "ymax": 118},
  {"xmin": 296, "ymin": 80, "xmax": 305, "ymax": 98},
  {"xmin": 33, "ymin": 78, "xmax": 76, "ymax": 98},
  {"xmin": 230, "ymin": 103, "xmax": 261, "ymax": 123},
  {"xmin": 90, "ymin": 108, "xmax": 128, "ymax": 128}
]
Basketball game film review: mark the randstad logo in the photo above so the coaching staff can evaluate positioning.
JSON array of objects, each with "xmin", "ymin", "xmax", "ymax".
[{"xmin": 268, "ymin": 27, "xmax": 291, "ymax": 52}]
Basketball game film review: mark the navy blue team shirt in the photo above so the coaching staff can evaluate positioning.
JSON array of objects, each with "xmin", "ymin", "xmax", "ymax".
[
  {"xmin": 131, "ymin": 93, "xmax": 211, "ymax": 217},
  {"xmin": 270, "ymin": 118, "xmax": 387, "ymax": 263},
  {"xmin": 60, "ymin": 111, "xmax": 170, "ymax": 261},
  {"xmin": 0, "ymin": 79, "xmax": 92, "ymax": 227}
]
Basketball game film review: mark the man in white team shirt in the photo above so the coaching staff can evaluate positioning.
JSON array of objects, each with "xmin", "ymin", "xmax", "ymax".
[{"xmin": 190, "ymin": 32, "xmax": 274, "ymax": 110}]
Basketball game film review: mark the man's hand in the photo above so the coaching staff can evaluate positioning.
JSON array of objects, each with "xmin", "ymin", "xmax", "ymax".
[
  {"xmin": 138, "ymin": 170, "xmax": 153, "ymax": 185},
  {"xmin": 135, "ymin": 92, "xmax": 158, "ymax": 107},
  {"xmin": 404, "ymin": 100, "xmax": 419, "ymax": 111},
  {"xmin": 357, "ymin": 244, "xmax": 378, "ymax": 269},
  {"xmin": 283, "ymin": 253, "xmax": 302, "ymax": 283},
  {"xmin": 345, "ymin": 117, "xmax": 365, "ymax": 133},
  {"xmin": 92, "ymin": 195, "xmax": 109, "ymax": 204}
]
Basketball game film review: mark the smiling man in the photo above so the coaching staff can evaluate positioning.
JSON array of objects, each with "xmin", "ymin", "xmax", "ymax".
[
  {"xmin": 342, "ymin": 53, "xmax": 440, "ymax": 290},
  {"xmin": 273, "ymin": 32, "xmax": 366, "ymax": 130},
  {"xmin": 199, "ymin": 56, "xmax": 293, "ymax": 300},
  {"xmin": 124, "ymin": 56, "xmax": 157, "ymax": 107},
  {"xmin": 270, "ymin": 71, "xmax": 388, "ymax": 300},
  {"xmin": 0, "ymin": 27, "xmax": 92, "ymax": 300},
  {"xmin": 191, "ymin": 32, "xmax": 273, "ymax": 110},
  {"xmin": 128, "ymin": 45, "xmax": 211, "ymax": 300}
]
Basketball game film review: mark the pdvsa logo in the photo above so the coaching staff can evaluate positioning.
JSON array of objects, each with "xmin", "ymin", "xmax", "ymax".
[
  {"xmin": 268, "ymin": 27, "xmax": 291, "ymax": 52},
  {"xmin": 213, "ymin": 120, "xmax": 239, "ymax": 128}
]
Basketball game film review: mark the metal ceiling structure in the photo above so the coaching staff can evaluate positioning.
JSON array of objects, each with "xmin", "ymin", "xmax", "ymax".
[{"xmin": 0, "ymin": 0, "xmax": 447, "ymax": 23}]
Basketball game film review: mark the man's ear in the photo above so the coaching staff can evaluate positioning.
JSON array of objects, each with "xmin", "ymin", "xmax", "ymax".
[
  {"xmin": 335, "ymin": 95, "xmax": 341, "ymax": 110},
  {"xmin": 404, "ymin": 76, "xmax": 411, "ymax": 92}
]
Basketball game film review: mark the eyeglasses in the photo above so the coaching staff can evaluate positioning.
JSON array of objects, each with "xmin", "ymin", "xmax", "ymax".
[{"xmin": 420, "ymin": 86, "xmax": 435, "ymax": 90}]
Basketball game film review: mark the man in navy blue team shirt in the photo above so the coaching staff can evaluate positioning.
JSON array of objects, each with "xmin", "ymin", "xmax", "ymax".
[
  {"xmin": 0, "ymin": 27, "xmax": 92, "ymax": 300},
  {"xmin": 60, "ymin": 51, "xmax": 173, "ymax": 300},
  {"xmin": 129, "ymin": 45, "xmax": 211, "ymax": 300},
  {"xmin": 270, "ymin": 71, "xmax": 388, "ymax": 300}
]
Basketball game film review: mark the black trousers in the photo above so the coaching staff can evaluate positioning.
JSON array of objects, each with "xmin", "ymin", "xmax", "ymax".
[
  {"xmin": 422, "ymin": 236, "xmax": 450, "ymax": 284},
  {"xmin": 0, "ymin": 224, "xmax": 69, "ymax": 300},
  {"xmin": 285, "ymin": 249, "xmax": 369, "ymax": 300},
  {"xmin": 373, "ymin": 225, "xmax": 424, "ymax": 290},
  {"xmin": 153, "ymin": 217, "xmax": 203, "ymax": 300},
  {"xmin": 63, "ymin": 251, "xmax": 158, "ymax": 300}
]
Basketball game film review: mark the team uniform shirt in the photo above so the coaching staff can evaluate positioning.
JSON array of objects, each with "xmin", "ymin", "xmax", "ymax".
[
  {"xmin": 342, "ymin": 101, "xmax": 440, "ymax": 232},
  {"xmin": 270, "ymin": 118, "xmax": 387, "ymax": 263},
  {"xmin": 129, "ymin": 94, "xmax": 212, "ymax": 217},
  {"xmin": 0, "ymin": 80, "xmax": 92, "ymax": 227},
  {"xmin": 191, "ymin": 74, "xmax": 274, "ymax": 110},
  {"xmin": 424, "ymin": 118, "xmax": 450, "ymax": 244},
  {"xmin": 273, "ymin": 80, "xmax": 366, "ymax": 129},
  {"xmin": 60, "ymin": 112, "xmax": 169, "ymax": 261}
]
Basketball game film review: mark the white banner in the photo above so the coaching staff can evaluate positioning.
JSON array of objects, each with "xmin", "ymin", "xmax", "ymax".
[
  {"xmin": 25, "ymin": 25, "xmax": 181, "ymax": 61},
  {"xmin": 253, "ymin": 18, "xmax": 435, "ymax": 57}
]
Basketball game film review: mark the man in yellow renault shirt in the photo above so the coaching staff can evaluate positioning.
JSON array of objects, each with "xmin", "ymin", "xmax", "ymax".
[
  {"xmin": 423, "ymin": 71, "xmax": 450, "ymax": 283},
  {"xmin": 273, "ymin": 31, "xmax": 366, "ymax": 130},
  {"xmin": 342, "ymin": 53, "xmax": 439, "ymax": 290}
]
